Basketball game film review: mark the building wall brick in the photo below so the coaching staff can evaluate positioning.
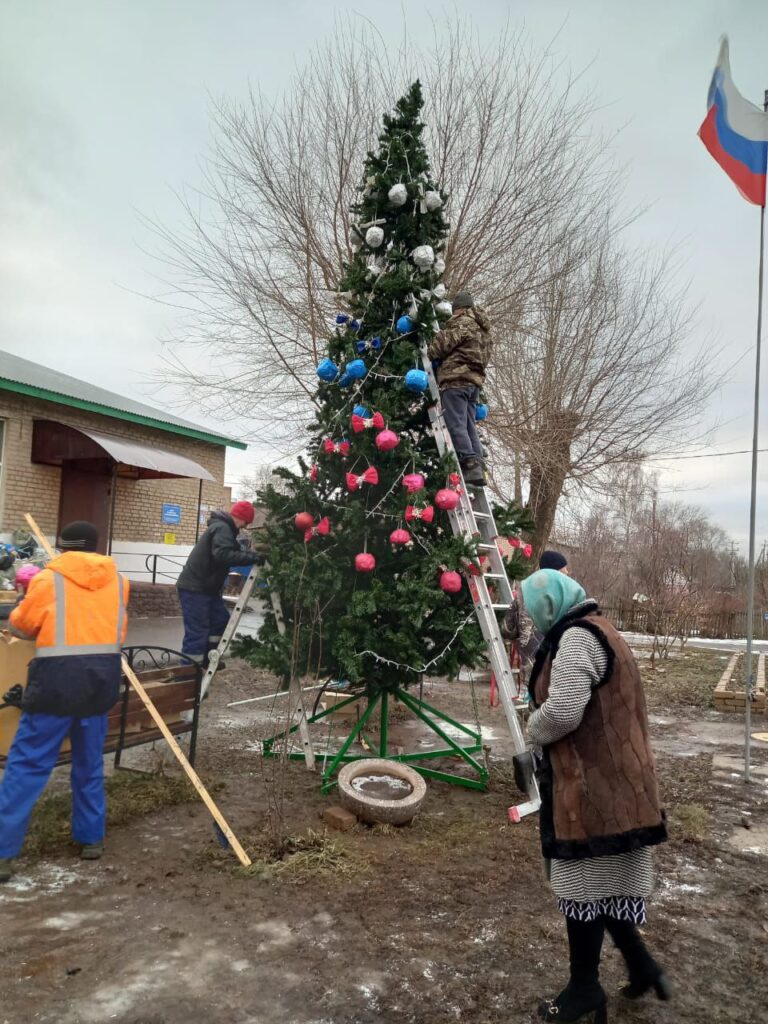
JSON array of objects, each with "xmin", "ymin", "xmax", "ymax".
[{"xmin": 0, "ymin": 391, "xmax": 233, "ymax": 546}]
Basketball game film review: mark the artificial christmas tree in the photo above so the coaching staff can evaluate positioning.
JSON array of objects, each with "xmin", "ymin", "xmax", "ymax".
[{"xmin": 237, "ymin": 82, "xmax": 532, "ymax": 788}]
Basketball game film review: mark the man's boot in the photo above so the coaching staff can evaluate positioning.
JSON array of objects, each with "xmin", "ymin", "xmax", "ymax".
[
  {"xmin": 80, "ymin": 843, "xmax": 103, "ymax": 861},
  {"xmin": 460, "ymin": 457, "xmax": 485, "ymax": 486},
  {"xmin": 0, "ymin": 858, "xmax": 14, "ymax": 883},
  {"xmin": 538, "ymin": 916, "xmax": 607, "ymax": 1022}
]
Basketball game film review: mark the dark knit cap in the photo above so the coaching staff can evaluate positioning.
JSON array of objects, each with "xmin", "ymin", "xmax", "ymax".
[
  {"xmin": 539, "ymin": 549, "xmax": 568, "ymax": 571},
  {"xmin": 59, "ymin": 521, "xmax": 99, "ymax": 553},
  {"xmin": 453, "ymin": 289, "xmax": 474, "ymax": 309}
]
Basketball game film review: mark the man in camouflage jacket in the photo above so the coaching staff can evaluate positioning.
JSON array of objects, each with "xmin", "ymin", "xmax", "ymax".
[{"xmin": 427, "ymin": 290, "xmax": 492, "ymax": 485}]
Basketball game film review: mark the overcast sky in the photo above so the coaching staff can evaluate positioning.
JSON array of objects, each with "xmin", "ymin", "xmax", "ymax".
[{"xmin": 1, "ymin": 0, "xmax": 767, "ymax": 546}]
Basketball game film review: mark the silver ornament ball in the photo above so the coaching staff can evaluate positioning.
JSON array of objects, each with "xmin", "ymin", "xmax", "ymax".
[
  {"xmin": 411, "ymin": 244, "xmax": 435, "ymax": 271},
  {"xmin": 388, "ymin": 183, "xmax": 408, "ymax": 207},
  {"xmin": 365, "ymin": 226, "xmax": 385, "ymax": 248}
]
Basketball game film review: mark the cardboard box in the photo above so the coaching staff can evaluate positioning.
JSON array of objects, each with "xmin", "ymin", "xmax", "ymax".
[{"xmin": 0, "ymin": 631, "xmax": 35, "ymax": 758}]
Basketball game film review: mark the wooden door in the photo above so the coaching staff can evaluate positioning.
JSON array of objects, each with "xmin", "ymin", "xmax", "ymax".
[{"xmin": 58, "ymin": 462, "xmax": 113, "ymax": 554}]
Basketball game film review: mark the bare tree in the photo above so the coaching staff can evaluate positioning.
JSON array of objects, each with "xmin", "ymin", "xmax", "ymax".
[
  {"xmin": 150, "ymin": 16, "xmax": 714, "ymax": 541},
  {"xmin": 489, "ymin": 223, "xmax": 714, "ymax": 553},
  {"xmin": 151, "ymin": 20, "xmax": 617, "ymax": 436}
]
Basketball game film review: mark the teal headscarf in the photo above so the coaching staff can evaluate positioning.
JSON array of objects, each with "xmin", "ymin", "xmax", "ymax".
[{"xmin": 520, "ymin": 569, "xmax": 587, "ymax": 635}]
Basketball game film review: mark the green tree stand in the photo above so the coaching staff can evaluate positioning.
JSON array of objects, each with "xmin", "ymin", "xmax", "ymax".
[{"xmin": 263, "ymin": 684, "xmax": 489, "ymax": 793}]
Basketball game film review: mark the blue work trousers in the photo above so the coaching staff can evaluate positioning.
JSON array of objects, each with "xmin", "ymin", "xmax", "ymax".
[
  {"xmin": 0, "ymin": 712, "xmax": 108, "ymax": 858},
  {"xmin": 441, "ymin": 385, "xmax": 484, "ymax": 462},
  {"xmin": 178, "ymin": 589, "xmax": 231, "ymax": 664}
]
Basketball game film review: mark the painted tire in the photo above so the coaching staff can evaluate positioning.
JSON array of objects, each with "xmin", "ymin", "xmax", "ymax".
[{"xmin": 337, "ymin": 758, "xmax": 427, "ymax": 825}]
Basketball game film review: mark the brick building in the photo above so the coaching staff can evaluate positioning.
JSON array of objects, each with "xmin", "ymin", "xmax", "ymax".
[{"xmin": 0, "ymin": 350, "xmax": 246, "ymax": 582}]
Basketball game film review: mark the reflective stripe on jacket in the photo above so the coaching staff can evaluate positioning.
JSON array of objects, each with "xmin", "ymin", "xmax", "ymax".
[{"xmin": 10, "ymin": 552, "xmax": 130, "ymax": 717}]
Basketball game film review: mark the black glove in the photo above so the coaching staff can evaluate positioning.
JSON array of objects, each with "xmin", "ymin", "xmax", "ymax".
[{"xmin": 1, "ymin": 684, "xmax": 24, "ymax": 709}]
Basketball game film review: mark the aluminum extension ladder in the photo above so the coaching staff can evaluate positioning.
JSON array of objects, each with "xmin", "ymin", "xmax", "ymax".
[
  {"xmin": 200, "ymin": 565, "xmax": 315, "ymax": 770},
  {"xmin": 421, "ymin": 346, "xmax": 540, "ymax": 820}
]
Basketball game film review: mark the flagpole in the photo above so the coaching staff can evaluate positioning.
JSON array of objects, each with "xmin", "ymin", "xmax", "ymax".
[{"xmin": 743, "ymin": 87, "xmax": 768, "ymax": 783}]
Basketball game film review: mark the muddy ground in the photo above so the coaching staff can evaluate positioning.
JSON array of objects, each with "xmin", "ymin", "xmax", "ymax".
[{"xmin": 1, "ymin": 650, "xmax": 767, "ymax": 1024}]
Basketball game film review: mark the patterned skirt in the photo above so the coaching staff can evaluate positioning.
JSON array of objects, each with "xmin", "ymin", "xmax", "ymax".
[{"xmin": 557, "ymin": 895, "xmax": 647, "ymax": 924}]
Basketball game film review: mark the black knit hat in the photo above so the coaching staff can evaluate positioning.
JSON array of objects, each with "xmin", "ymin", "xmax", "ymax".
[
  {"xmin": 539, "ymin": 549, "xmax": 568, "ymax": 571},
  {"xmin": 453, "ymin": 289, "xmax": 474, "ymax": 309},
  {"xmin": 59, "ymin": 521, "xmax": 99, "ymax": 553}
]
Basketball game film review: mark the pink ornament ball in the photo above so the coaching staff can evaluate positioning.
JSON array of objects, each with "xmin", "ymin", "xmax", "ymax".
[
  {"xmin": 355, "ymin": 552, "xmax": 376, "ymax": 572},
  {"xmin": 375, "ymin": 429, "xmax": 399, "ymax": 452},
  {"xmin": 435, "ymin": 488, "xmax": 459, "ymax": 511},
  {"xmin": 403, "ymin": 473, "xmax": 425, "ymax": 494},
  {"xmin": 390, "ymin": 528, "xmax": 411, "ymax": 546},
  {"xmin": 440, "ymin": 570, "xmax": 462, "ymax": 594},
  {"xmin": 294, "ymin": 512, "xmax": 314, "ymax": 531}
]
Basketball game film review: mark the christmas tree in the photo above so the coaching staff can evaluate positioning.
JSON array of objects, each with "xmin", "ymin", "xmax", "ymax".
[{"xmin": 238, "ymin": 82, "xmax": 531, "ymax": 702}]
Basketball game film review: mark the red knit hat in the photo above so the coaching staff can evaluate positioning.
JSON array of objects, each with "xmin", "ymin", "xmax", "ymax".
[{"xmin": 230, "ymin": 500, "xmax": 255, "ymax": 525}]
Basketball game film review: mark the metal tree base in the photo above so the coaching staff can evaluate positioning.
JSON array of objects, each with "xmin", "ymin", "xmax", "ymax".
[{"xmin": 262, "ymin": 686, "xmax": 489, "ymax": 793}]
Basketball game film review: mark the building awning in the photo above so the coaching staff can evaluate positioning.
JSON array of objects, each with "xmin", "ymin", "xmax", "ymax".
[{"xmin": 31, "ymin": 420, "xmax": 215, "ymax": 481}]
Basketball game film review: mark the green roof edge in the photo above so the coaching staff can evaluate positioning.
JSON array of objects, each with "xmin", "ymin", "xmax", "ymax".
[{"xmin": 0, "ymin": 378, "xmax": 248, "ymax": 451}]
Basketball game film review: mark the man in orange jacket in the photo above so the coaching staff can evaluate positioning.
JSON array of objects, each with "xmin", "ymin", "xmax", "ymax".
[{"xmin": 0, "ymin": 521, "xmax": 129, "ymax": 882}]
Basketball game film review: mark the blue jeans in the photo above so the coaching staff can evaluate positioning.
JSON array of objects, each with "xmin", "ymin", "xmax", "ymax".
[
  {"xmin": 441, "ymin": 385, "xmax": 484, "ymax": 462},
  {"xmin": 0, "ymin": 712, "xmax": 108, "ymax": 858},
  {"xmin": 178, "ymin": 589, "xmax": 231, "ymax": 663}
]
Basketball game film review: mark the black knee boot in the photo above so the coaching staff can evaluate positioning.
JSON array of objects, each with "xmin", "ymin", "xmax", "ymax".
[
  {"xmin": 604, "ymin": 917, "xmax": 672, "ymax": 1001},
  {"xmin": 538, "ymin": 917, "xmax": 608, "ymax": 1022}
]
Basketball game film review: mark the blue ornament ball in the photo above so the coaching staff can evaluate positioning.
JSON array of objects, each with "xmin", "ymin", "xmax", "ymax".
[
  {"xmin": 316, "ymin": 358, "xmax": 339, "ymax": 382},
  {"xmin": 404, "ymin": 369, "xmax": 429, "ymax": 393},
  {"xmin": 353, "ymin": 405, "xmax": 370, "ymax": 418},
  {"xmin": 475, "ymin": 403, "xmax": 489, "ymax": 421},
  {"xmin": 345, "ymin": 359, "xmax": 367, "ymax": 380},
  {"xmin": 396, "ymin": 315, "xmax": 415, "ymax": 335},
  {"xmin": 349, "ymin": 319, "xmax": 361, "ymax": 332},
  {"xmin": 338, "ymin": 372, "xmax": 352, "ymax": 388},
  {"xmin": 355, "ymin": 340, "xmax": 368, "ymax": 354},
  {"xmin": 335, "ymin": 313, "xmax": 349, "ymax": 325}
]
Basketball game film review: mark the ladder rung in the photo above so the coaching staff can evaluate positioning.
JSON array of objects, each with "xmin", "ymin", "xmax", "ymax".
[
  {"xmin": 491, "ymin": 603, "xmax": 511, "ymax": 611},
  {"xmin": 482, "ymin": 573, "xmax": 507, "ymax": 579},
  {"xmin": 472, "ymin": 512, "xmax": 491, "ymax": 519}
]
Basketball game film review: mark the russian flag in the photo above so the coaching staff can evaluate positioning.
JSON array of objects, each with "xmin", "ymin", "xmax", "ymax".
[{"xmin": 698, "ymin": 38, "xmax": 768, "ymax": 207}]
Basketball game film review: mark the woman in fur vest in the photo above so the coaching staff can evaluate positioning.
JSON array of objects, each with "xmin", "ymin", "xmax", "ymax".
[{"xmin": 520, "ymin": 569, "xmax": 671, "ymax": 1023}]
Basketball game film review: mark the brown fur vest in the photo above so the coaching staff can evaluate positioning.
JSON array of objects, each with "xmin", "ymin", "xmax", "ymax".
[{"xmin": 528, "ymin": 605, "xmax": 667, "ymax": 860}]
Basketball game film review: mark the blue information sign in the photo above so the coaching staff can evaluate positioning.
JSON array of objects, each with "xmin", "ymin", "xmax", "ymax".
[{"xmin": 161, "ymin": 503, "xmax": 182, "ymax": 525}]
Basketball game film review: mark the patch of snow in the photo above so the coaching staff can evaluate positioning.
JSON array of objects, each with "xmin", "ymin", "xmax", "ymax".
[{"xmin": 41, "ymin": 910, "xmax": 104, "ymax": 931}]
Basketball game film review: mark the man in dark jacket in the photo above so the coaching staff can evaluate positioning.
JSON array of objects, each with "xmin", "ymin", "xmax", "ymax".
[
  {"xmin": 427, "ymin": 289, "xmax": 492, "ymax": 486},
  {"xmin": 177, "ymin": 501, "xmax": 264, "ymax": 666}
]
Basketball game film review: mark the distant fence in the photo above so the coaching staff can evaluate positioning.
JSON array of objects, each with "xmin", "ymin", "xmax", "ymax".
[{"xmin": 602, "ymin": 601, "xmax": 768, "ymax": 641}]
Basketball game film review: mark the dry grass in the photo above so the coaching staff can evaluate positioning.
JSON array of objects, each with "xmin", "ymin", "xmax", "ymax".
[
  {"xmin": 669, "ymin": 803, "xmax": 711, "ymax": 843},
  {"xmin": 641, "ymin": 650, "xmax": 725, "ymax": 710},
  {"xmin": 25, "ymin": 771, "xmax": 207, "ymax": 858},
  {"xmin": 205, "ymin": 826, "xmax": 365, "ymax": 882}
]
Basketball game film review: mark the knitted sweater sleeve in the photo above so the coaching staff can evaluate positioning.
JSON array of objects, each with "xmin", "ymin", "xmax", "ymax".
[{"xmin": 527, "ymin": 628, "xmax": 608, "ymax": 747}]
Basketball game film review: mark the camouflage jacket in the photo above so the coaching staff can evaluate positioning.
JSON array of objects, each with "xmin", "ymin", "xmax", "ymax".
[{"xmin": 427, "ymin": 307, "xmax": 493, "ymax": 389}]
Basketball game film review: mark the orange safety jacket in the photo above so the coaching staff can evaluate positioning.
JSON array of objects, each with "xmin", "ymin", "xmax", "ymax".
[{"xmin": 9, "ymin": 552, "xmax": 129, "ymax": 717}]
